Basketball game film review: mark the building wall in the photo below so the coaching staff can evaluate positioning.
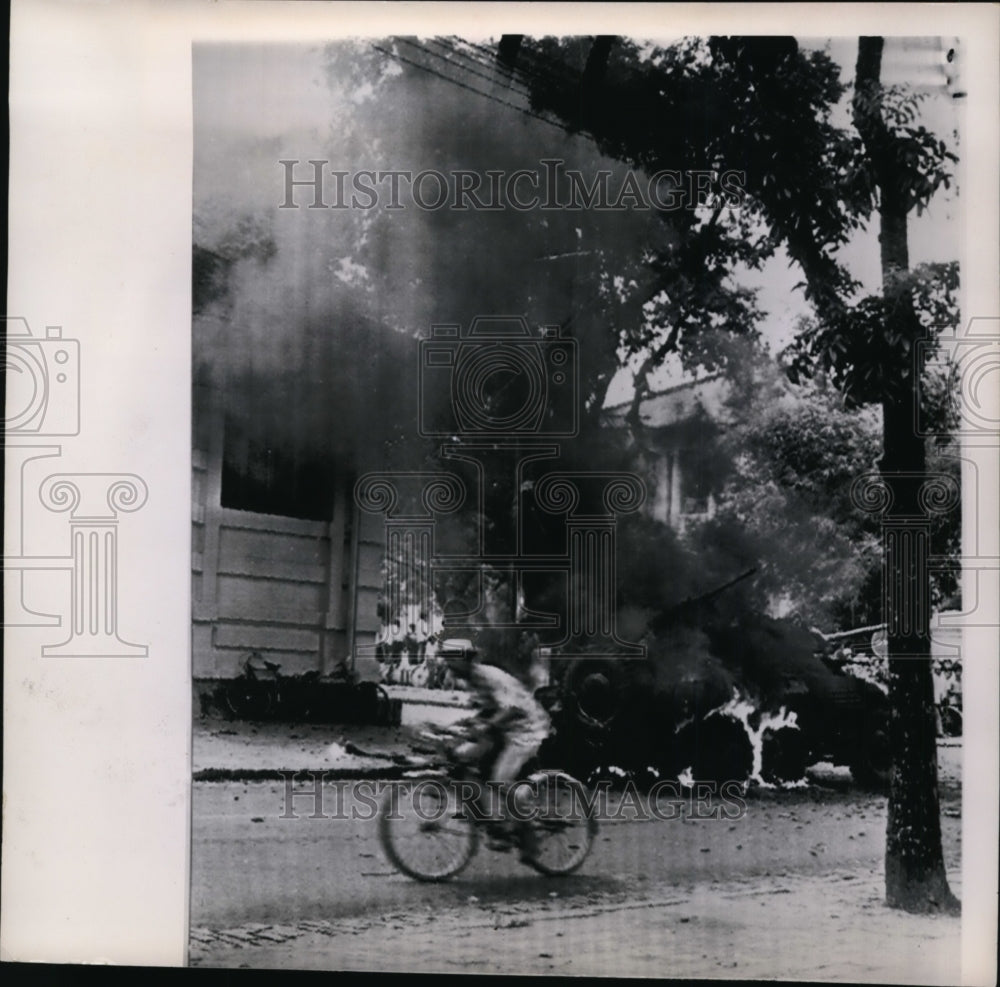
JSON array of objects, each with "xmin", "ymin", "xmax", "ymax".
[
  {"xmin": 191, "ymin": 411, "xmax": 381, "ymax": 679},
  {"xmin": 638, "ymin": 440, "xmax": 718, "ymax": 532},
  {"xmin": 605, "ymin": 375, "xmax": 727, "ymax": 531}
]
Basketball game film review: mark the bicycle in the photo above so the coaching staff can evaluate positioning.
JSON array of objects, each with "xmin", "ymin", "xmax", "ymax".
[
  {"xmin": 221, "ymin": 652, "xmax": 395, "ymax": 723},
  {"xmin": 377, "ymin": 721, "xmax": 598, "ymax": 882},
  {"xmin": 223, "ymin": 651, "xmax": 283, "ymax": 720}
]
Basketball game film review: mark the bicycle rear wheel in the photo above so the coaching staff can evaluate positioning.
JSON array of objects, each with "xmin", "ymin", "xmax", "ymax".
[
  {"xmin": 378, "ymin": 779, "xmax": 478, "ymax": 882},
  {"xmin": 519, "ymin": 770, "xmax": 598, "ymax": 876}
]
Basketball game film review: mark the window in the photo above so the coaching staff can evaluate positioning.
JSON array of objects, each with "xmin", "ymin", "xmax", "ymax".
[
  {"xmin": 220, "ymin": 418, "xmax": 338, "ymax": 521},
  {"xmin": 679, "ymin": 448, "xmax": 713, "ymax": 517}
]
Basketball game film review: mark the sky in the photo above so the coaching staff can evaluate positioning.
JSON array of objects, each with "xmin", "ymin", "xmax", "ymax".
[{"xmin": 746, "ymin": 36, "xmax": 962, "ymax": 347}]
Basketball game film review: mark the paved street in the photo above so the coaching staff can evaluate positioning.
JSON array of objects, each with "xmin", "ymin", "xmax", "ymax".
[{"xmin": 190, "ymin": 775, "xmax": 962, "ymax": 976}]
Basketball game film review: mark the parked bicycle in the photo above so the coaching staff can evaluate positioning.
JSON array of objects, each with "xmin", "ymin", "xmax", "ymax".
[
  {"xmin": 223, "ymin": 651, "xmax": 286, "ymax": 720},
  {"xmin": 219, "ymin": 652, "xmax": 394, "ymax": 723},
  {"xmin": 378, "ymin": 720, "xmax": 598, "ymax": 882}
]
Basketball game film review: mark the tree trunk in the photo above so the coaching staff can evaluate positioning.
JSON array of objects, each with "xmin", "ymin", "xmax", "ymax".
[
  {"xmin": 880, "ymin": 396, "xmax": 958, "ymax": 913},
  {"xmin": 855, "ymin": 36, "xmax": 959, "ymax": 914}
]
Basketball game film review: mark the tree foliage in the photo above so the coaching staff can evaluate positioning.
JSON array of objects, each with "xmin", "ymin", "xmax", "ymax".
[{"xmin": 784, "ymin": 261, "xmax": 960, "ymax": 407}]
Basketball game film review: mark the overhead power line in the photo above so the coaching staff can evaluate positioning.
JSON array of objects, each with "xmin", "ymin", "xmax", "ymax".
[
  {"xmin": 414, "ymin": 36, "xmax": 536, "ymax": 104},
  {"xmin": 370, "ymin": 38, "xmax": 594, "ymax": 142}
]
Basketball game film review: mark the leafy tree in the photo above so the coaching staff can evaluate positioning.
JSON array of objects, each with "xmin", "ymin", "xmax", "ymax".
[
  {"xmin": 687, "ymin": 339, "xmax": 884, "ymax": 628},
  {"xmin": 510, "ymin": 33, "xmax": 960, "ymax": 912},
  {"xmin": 682, "ymin": 332, "xmax": 960, "ymax": 632}
]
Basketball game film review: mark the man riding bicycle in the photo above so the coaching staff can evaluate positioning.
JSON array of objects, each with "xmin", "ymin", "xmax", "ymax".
[{"xmin": 440, "ymin": 638, "xmax": 551, "ymax": 854}]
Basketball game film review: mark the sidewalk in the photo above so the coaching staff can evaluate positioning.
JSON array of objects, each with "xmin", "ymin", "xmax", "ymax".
[
  {"xmin": 193, "ymin": 690, "xmax": 470, "ymax": 779},
  {"xmin": 190, "ymin": 867, "xmax": 963, "ymax": 980}
]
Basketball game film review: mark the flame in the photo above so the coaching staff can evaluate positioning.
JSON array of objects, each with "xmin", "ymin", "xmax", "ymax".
[
  {"xmin": 707, "ymin": 689, "xmax": 801, "ymax": 788},
  {"xmin": 678, "ymin": 766, "xmax": 695, "ymax": 787},
  {"xmin": 673, "ymin": 715, "xmax": 695, "ymax": 735},
  {"xmin": 587, "ymin": 764, "xmax": 629, "ymax": 786}
]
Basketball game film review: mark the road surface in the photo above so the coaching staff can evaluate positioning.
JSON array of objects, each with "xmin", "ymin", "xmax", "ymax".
[{"xmin": 190, "ymin": 774, "xmax": 962, "ymax": 977}]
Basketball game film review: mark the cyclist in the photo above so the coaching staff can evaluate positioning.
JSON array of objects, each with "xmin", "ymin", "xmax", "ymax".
[{"xmin": 441, "ymin": 639, "xmax": 551, "ymax": 854}]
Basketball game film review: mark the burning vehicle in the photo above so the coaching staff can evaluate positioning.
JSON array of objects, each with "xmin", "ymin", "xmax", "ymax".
[{"xmin": 536, "ymin": 573, "xmax": 891, "ymax": 789}]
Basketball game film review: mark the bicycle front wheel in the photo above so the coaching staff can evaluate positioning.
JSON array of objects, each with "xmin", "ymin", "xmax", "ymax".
[
  {"xmin": 223, "ymin": 683, "xmax": 274, "ymax": 720},
  {"xmin": 378, "ymin": 779, "xmax": 479, "ymax": 882},
  {"xmin": 519, "ymin": 770, "xmax": 598, "ymax": 876}
]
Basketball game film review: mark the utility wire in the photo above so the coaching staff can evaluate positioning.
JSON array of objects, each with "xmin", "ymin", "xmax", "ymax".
[
  {"xmin": 372, "ymin": 40, "xmax": 567, "ymax": 134},
  {"xmin": 457, "ymin": 36, "xmax": 583, "ymax": 90},
  {"xmin": 414, "ymin": 36, "xmax": 537, "ymax": 104},
  {"xmin": 444, "ymin": 36, "xmax": 595, "ymax": 118},
  {"xmin": 449, "ymin": 36, "xmax": 575, "ymax": 94},
  {"xmin": 371, "ymin": 40, "xmax": 592, "ymax": 142},
  {"xmin": 406, "ymin": 35, "xmax": 679, "ymax": 151}
]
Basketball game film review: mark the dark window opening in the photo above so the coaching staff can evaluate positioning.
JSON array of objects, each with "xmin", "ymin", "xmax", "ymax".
[
  {"xmin": 680, "ymin": 449, "xmax": 713, "ymax": 516},
  {"xmin": 221, "ymin": 419, "xmax": 337, "ymax": 521}
]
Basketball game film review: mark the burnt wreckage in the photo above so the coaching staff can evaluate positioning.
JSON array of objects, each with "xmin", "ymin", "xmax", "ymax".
[{"xmin": 537, "ymin": 571, "xmax": 891, "ymax": 789}]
